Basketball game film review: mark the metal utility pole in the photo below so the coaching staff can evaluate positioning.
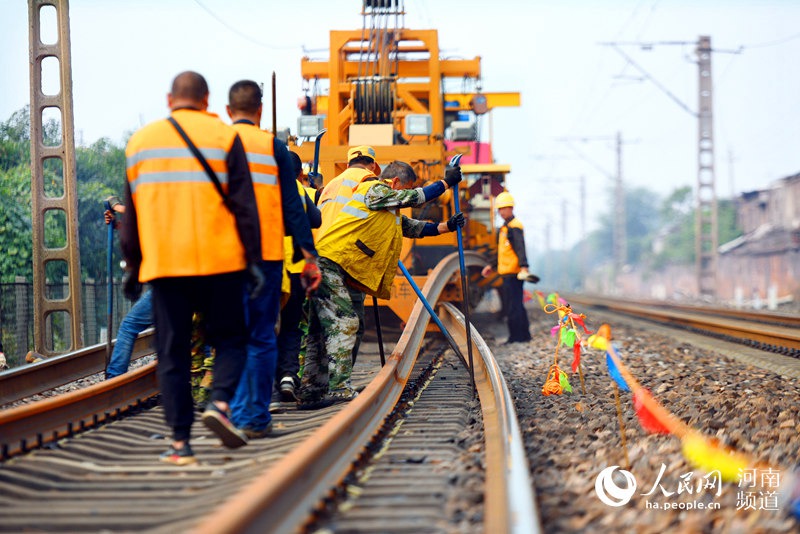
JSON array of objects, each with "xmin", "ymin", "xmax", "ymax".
[
  {"xmin": 29, "ymin": 0, "xmax": 84, "ymax": 355},
  {"xmin": 695, "ymin": 36, "xmax": 718, "ymax": 298},
  {"xmin": 602, "ymin": 37, "xmax": 732, "ymax": 299}
]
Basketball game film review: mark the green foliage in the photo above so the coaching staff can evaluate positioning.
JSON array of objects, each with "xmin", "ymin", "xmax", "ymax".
[
  {"xmin": 718, "ymin": 198, "xmax": 742, "ymax": 246},
  {"xmin": 0, "ymin": 165, "xmax": 33, "ymax": 282},
  {"xmin": 76, "ymin": 138, "xmax": 127, "ymax": 280},
  {"xmin": 0, "ymin": 108, "xmax": 127, "ymax": 283}
]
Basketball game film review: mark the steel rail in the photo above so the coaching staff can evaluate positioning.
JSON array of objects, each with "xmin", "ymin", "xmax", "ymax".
[
  {"xmin": 565, "ymin": 295, "xmax": 800, "ymax": 352},
  {"xmin": 0, "ymin": 329, "xmax": 155, "ymax": 405},
  {"xmin": 0, "ymin": 360, "xmax": 159, "ymax": 458},
  {"xmin": 439, "ymin": 302, "xmax": 541, "ymax": 534},
  {"xmin": 194, "ymin": 251, "xmax": 487, "ymax": 534},
  {"xmin": 567, "ymin": 293, "xmax": 800, "ymax": 327}
]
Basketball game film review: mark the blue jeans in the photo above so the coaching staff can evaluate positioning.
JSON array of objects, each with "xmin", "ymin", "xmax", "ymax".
[
  {"xmin": 229, "ymin": 261, "xmax": 282, "ymax": 432},
  {"xmin": 106, "ymin": 290, "xmax": 154, "ymax": 378}
]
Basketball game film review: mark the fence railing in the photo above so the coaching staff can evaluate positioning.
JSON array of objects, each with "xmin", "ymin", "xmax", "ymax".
[{"xmin": 0, "ymin": 277, "xmax": 134, "ymax": 368}]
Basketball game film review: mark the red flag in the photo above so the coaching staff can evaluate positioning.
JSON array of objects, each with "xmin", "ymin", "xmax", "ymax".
[
  {"xmin": 633, "ymin": 389, "xmax": 671, "ymax": 435},
  {"xmin": 571, "ymin": 343, "xmax": 581, "ymax": 373}
]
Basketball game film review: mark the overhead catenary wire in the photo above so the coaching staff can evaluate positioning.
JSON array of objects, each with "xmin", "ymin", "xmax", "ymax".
[{"xmin": 192, "ymin": 0, "xmax": 299, "ymax": 50}]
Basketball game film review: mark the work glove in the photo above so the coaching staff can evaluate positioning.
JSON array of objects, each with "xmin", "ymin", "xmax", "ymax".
[
  {"xmin": 443, "ymin": 165, "xmax": 462, "ymax": 188},
  {"xmin": 123, "ymin": 269, "xmax": 143, "ymax": 301},
  {"xmin": 446, "ymin": 212, "xmax": 466, "ymax": 231},
  {"xmin": 300, "ymin": 260, "xmax": 322, "ymax": 295},
  {"xmin": 246, "ymin": 263, "xmax": 266, "ymax": 300},
  {"xmin": 517, "ymin": 270, "xmax": 541, "ymax": 284}
]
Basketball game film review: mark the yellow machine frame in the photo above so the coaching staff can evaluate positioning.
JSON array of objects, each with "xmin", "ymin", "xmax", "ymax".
[{"xmin": 289, "ymin": 7, "xmax": 520, "ymax": 323}]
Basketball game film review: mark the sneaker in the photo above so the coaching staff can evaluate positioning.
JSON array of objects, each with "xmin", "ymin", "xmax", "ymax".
[
  {"xmin": 279, "ymin": 376, "xmax": 298, "ymax": 402},
  {"xmin": 201, "ymin": 403, "xmax": 248, "ymax": 449},
  {"xmin": 241, "ymin": 422, "xmax": 273, "ymax": 439},
  {"xmin": 269, "ymin": 401, "xmax": 284, "ymax": 413},
  {"xmin": 160, "ymin": 443, "xmax": 197, "ymax": 466}
]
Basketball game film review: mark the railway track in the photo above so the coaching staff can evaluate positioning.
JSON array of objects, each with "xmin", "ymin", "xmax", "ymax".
[
  {"xmin": 564, "ymin": 293, "xmax": 800, "ymax": 357},
  {"xmin": 0, "ymin": 253, "xmax": 540, "ymax": 533}
]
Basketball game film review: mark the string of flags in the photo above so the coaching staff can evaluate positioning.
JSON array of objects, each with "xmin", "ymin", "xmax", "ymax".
[{"xmin": 530, "ymin": 292, "xmax": 800, "ymax": 517}]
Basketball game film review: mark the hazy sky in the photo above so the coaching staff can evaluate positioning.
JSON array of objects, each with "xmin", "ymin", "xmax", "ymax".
[{"xmin": 2, "ymin": 0, "xmax": 799, "ymax": 248}]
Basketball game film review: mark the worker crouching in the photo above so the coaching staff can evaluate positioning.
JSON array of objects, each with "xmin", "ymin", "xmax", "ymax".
[{"xmin": 297, "ymin": 160, "xmax": 465, "ymax": 409}]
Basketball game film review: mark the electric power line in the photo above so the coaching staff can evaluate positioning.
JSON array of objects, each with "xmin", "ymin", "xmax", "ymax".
[{"xmin": 193, "ymin": 0, "xmax": 300, "ymax": 51}]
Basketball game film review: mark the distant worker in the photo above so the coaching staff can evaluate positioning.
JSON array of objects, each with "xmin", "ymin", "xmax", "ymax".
[
  {"xmin": 481, "ymin": 191, "xmax": 538, "ymax": 344},
  {"xmin": 316, "ymin": 145, "xmax": 384, "ymax": 364},
  {"xmin": 103, "ymin": 201, "xmax": 155, "ymax": 379},
  {"xmin": 224, "ymin": 80, "xmax": 321, "ymax": 439},
  {"xmin": 121, "ymin": 71, "xmax": 264, "ymax": 465},
  {"xmin": 275, "ymin": 151, "xmax": 322, "ymax": 403},
  {"xmin": 298, "ymin": 160, "xmax": 465, "ymax": 409}
]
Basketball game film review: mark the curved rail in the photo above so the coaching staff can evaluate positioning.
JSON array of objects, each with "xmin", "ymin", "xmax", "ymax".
[
  {"xmin": 1, "ymin": 251, "xmax": 538, "ymax": 533},
  {"xmin": 440, "ymin": 302, "xmax": 541, "ymax": 534},
  {"xmin": 194, "ymin": 251, "xmax": 487, "ymax": 534}
]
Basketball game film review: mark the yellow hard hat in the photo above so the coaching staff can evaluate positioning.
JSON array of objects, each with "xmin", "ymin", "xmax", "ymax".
[{"xmin": 495, "ymin": 191, "xmax": 515, "ymax": 208}]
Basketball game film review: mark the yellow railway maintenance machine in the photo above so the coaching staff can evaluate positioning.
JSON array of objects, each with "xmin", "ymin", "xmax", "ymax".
[{"xmin": 290, "ymin": 0, "xmax": 520, "ymax": 323}]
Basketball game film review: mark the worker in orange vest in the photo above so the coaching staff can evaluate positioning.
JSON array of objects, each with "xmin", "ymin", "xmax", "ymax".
[{"xmin": 481, "ymin": 191, "xmax": 539, "ymax": 344}]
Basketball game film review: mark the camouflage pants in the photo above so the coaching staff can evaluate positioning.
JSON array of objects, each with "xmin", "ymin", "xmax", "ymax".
[
  {"xmin": 190, "ymin": 313, "xmax": 214, "ymax": 409},
  {"xmin": 298, "ymin": 258, "xmax": 359, "ymax": 402}
]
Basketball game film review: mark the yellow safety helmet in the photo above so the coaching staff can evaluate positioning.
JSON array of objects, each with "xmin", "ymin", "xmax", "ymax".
[{"xmin": 495, "ymin": 191, "xmax": 515, "ymax": 209}]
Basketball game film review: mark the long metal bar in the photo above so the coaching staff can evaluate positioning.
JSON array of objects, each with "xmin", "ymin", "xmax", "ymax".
[{"xmin": 450, "ymin": 153, "xmax": 475, "ymax": 391}]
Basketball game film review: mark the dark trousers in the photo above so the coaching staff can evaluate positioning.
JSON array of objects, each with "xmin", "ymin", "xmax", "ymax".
[
  {"xmin": 502, "ymin": 275, "xmax": 531, "ymax": 342},
  {"xmin": 276, "ymin": 272, "xmax": 304, "ymax": 384},
  {"xmin": 150, "ymin": 271, "xmax": 248, "ymax": 442}
]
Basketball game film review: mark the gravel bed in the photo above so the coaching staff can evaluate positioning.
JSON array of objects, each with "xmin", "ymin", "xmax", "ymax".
[{"xmin": 475, "ymin": 303, "xmax": 800, "ymax": 533}]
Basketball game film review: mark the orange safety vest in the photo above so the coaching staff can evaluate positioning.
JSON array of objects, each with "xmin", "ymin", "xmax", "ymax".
[
  {"xmin": 497, "ymin": 218, "xmax": 524, "ymax": 275},
  {"xmin": 232, "ymin": 123, "xmax": 283, "ymax": 261},
  {"xmin": 126, "ymin": 109, "xmax": 246, "ymax": 281},
  {"xmin": 317, "ymin": 167, "xmax": 375, "ymax": 239}
]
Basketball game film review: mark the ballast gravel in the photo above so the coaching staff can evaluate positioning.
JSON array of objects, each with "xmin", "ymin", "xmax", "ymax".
[{"xmin": 476, "ymin": 303, "xmax": 799, "ymax": 534}]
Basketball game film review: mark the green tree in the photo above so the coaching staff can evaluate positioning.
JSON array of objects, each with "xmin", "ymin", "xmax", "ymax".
[
  {"xmin": 0, "ymin": 165, "xmax": 33, "ymax": 282},
  {"xmin": 0, "ymin": 107, "xmax": 127, "ymax": 282},
  {"xmin": 76, "ymin": 138, "xmax": 127, "ymax": 281}
]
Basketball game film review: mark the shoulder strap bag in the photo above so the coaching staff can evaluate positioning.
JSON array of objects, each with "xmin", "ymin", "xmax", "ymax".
[{"xmin": 167, "ymin": 116, "xmax": 230, "ymax": 209}]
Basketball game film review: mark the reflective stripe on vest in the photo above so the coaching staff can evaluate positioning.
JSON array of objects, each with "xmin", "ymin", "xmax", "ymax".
[
  {"xmin": 497, "ymin": 218, "xmax": 524, "ymax": 275},
  {"xmin": 232, "ymin": 123, "xmax": 283, "ymax": 261},
  {"xmin": 125, "ymin": 110, "xmax": 245, "ymax": 281},
  {"xmin": 315, "ymin": 180, "xmax": 403, "ymax": 299}
]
